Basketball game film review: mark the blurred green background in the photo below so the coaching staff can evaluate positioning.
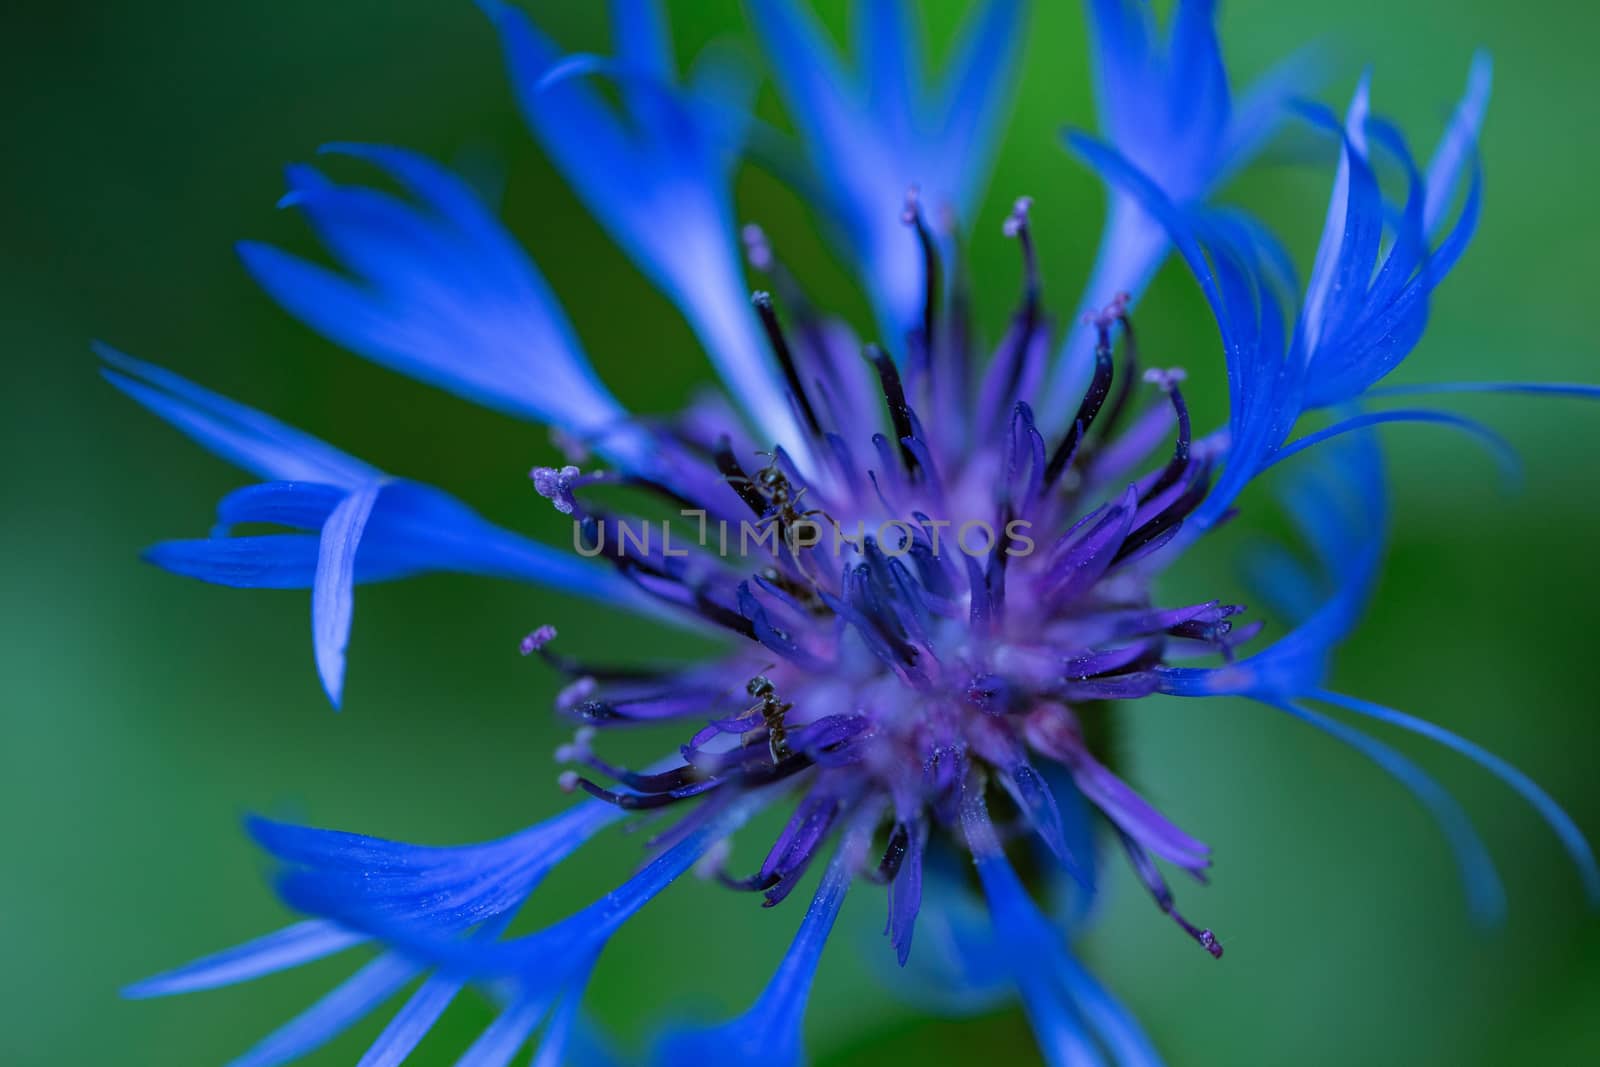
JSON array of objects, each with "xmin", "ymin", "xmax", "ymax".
[{"xmin": 5, "ymin": 0, "xmax": 1599, "ymax": 1063}]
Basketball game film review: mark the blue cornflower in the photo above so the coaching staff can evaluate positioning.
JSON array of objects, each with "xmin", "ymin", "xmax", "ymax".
[{"xmin": 114, "ymin": 2, "xmax": 1599, "ymax": 1065}]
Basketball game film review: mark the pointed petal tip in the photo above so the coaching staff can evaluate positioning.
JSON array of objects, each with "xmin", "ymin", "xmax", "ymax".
[
  {"xmin": 120, "ymin": 976, "xmax": 165, "ymax": 1001},
  {"xmin": 243, "ymin": 812, "xmax": 284, "ymax": 845},
  {"xmin": 319, "ymin": 668, "xmax": 346, "ymax": 711},
  {"xmin": 234, "ymin": 239, "xmax": 272, "ymax": 270},
  {"xmin": 1468, "ymin": 49, "xmax": 1493, "ymax": 87}
]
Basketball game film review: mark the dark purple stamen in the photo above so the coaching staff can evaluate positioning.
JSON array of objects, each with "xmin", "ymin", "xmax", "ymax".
[
  {"xmin": 1119, "ymin": 830, "xmax": 1224, "ymax": 959},
  {"xmin": 867, "ymin": 343, "xmax": 922, "ymax": 476},
  {"xmin": 1111, "ymin": 467, "xmax": 1211, "ymax": 566},
  {"xmin": 986, "ymin": 198, "xmax": 1044, "ymax": 437},
  {"xmin": 753, "ymin": 291, "xmax": 823, "ymax": 438},
  {"xmin": 1142, "ymin": 369, "xmax": 1192, "ymax": 501},
  {"xmin": 1043, "ymin": 322, "xmax": 1116, "ymax": 487},
  {"xmin": 1097, "ymin": 311, "xmax": 1141, "ymax": 443}
]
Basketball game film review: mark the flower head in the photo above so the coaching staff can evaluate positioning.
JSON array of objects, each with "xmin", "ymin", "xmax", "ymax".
[{"xmin": 115, "ymin": 3, "xmax": 1598, "ymax": 1065}]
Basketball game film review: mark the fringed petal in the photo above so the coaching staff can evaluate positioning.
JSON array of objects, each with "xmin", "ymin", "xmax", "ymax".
[
  {"xmin": 747, "ymin": 0, "xmax": 1024, "ymax": 338},
  {"xmin": 963, "ymin": 782, "xmax": 1163, "ymax": 1067},
  {"xmin": 652, "ymin": 823, "xmax": 868, "ymax": 1067},
  {"xmin": 1044, "ymin": 0, "xmax": 1314, "ymax": 426},
  {"xmin": 1315, "ymin": 689, "xmax": 1600, "ymax": 904},
  {"xmin": 1265, "ymin": 699, "xmax": 1507, "ymax": 924},
  {"xmin": 312, "ymin": 482, "xmax": 381, "ymax": 707},
  {"xmin": 100, "ymin": 345, "xmax": 378, "ymax": 485},
  {"xmin": 240, "ymin": 144, "xmax": 648, "ymax": 466},
  {"xmin": 227, "ymin": 952, "xmax": 422, "ymax": 1067},
  {"xmin": 122, "ymin": 920, "xmax": 366, "ymax": 999},
  {"xmin": 479, "ymin": 0, "xmax": 804, "ymax": 455}
]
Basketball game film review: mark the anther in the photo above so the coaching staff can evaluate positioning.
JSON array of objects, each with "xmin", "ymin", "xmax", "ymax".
[
  {"xmin": 741, "ymin": 223, "xmax": 774, "ymax": 273},
  {"xmin": 1043, "ymin": 324, "xmax": 1117, "ymax": 487},
  {"xmin": 553, "ymin": 726, "xmax": 596, "ymax": 764},
  {"xmin": 519, "ymin": 624, "xmax": 557, "ymax": 656},
  {"xmin": 1084, "ymin": 292, "xmax": 1131, "ymax": 330},
  {"xmin": 555, "ymin": 675, "xmax": 598, "ymax": 712},
  {"xmin": 531, "ymin": 464, "xmax": 583, "ymax": 515}
]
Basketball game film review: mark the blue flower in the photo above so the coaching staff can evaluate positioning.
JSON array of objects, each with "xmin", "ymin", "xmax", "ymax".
[{"xmin": 116, "ymin": 3, "xmax": 1599, "ymax": 1065}]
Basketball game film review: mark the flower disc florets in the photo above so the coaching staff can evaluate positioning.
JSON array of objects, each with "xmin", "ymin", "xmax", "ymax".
[{"xmin": 531, "ymin": 199, "xmax": 1233, "ymax": 959}]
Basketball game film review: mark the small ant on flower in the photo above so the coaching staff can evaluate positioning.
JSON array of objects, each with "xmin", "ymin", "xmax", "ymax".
[
  {"xmin": 725, "ymin": 449, "xmax": 839, "ymax": 546},
  {"xmin": 744, "ymin": 674, "xmax": 793, "ymax": 762}
]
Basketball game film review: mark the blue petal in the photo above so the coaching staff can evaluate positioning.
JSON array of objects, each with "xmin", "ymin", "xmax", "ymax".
[
  {"xmin": 747, "ymin": 0, "xmax": 1024, "ymax": 338},
  {"xmin": 113, "ymin": 356, "xmax": 681, "ymax": 706},
  {"xmin": 932, "ymin": 0, "xmax": 1027, "ymax": 212},
  {"xmin": 214, "ymin": 481, "xmax": 346, "ymax": 532},
  {"xmin": 130, "ymin": 803, "xmax": 623, "ymax": 1063},
  {"xmin": 1160, "ymin": 431, "xmax": 1385, "ymax": 696},
  {"xmin": 1046, "ymin": 0, "xmax": 1313, "ymax": 432},
  {"xmin": 528, "ymin": 980, "xmax": 594, "ymax": 1067},
  {"xmin": 1085, "ymin": 0, "xmax": 1307, "ymax": 206},
  {"xmin": 1266, "ymin": 699, "xmax": 1506, "ymax": 924},
  {"xmin": 653, "ymin": 827, "xmax": 863, "ymax": 1067},
  {"xmin": 479, "ymin": 0, "xmax": 803, "ymax": 455},
  {"xmin": 146, "ymin": 482, "xmax": 666, "ymax": 625},
  {"xmin": 1424, "ymin": 52, "xmax": 1492, "ymax": 236},
  {"xmin": 456, "ymin": 989, "xmax": 561, "ymax": 1067},
  {"xmin": 1367, "ymin": 381, "xmax": 1600, "ymax": 401},
  {"xmin": 859, "ymin": 0, "xmax": 922, "ymax": 127},
  {"xmin": 255, "ymin": 799, "xmax": 623, "ymax": 933},
  {"xmin": 964, "ymin": 785, "xmax": 1161, "ymax": 1067},
  {"xmin": 143, "ymin": 535, "xmax": 346, "ymax": 589},
  {"xmin": 354, "ymin": 972, "xmax": 468, "ymax": 1067},
  {"xmin": 1219, "ymin": 42, "xmax": 1329, "ymax": 186},
  {"xmin": 313, "ymin": 484, "xmax": 382, "ymax": 708},
  {"xmin": 123, "ymin": 919, "xmax": 366, "ymax": 999},
  {"xmin": 239, "ymin": 145, "xmax": 648, "ymax": 465},
  {"xmin": 1054, "ymin": 954, "xmax": 1162, "ymax": 1067},
  {"xmin": 1268, "ymin": 408, "xmax": 1521, "ymax": 489},
  {"xmin": 1299, "ymin": 98, "xmax": 1468, "ymax": 407},
  {"xmin": 1301, "ymin": 76, "xmax": 1375, "ymax": 357},
  {"xmin": 297, "ymin": 791, "xmax": 769, "ymax": 984},
  {"xmin": 1315, "ymin": 689, "xmax": 1600, "ymax": 904},
  {"xmin": 608, "ymin": 0, "xmax": 675, "ymax": 126},
  {"xmin": 100, "ymin": 345, "xmax": 378, "ymax": 486},
  {"xmin": 227, "ymin": 952, "xmax": 421, "ymax": 1067}
]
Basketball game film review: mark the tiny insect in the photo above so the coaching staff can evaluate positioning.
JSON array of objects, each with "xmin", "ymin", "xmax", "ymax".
[
  {"xmin": 745, "ymin": 674, "xmax": 793, "ymax": 762},
  {"xmin": 727, "ymin": 449, "xmax": 838, "ymax": 543}
]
